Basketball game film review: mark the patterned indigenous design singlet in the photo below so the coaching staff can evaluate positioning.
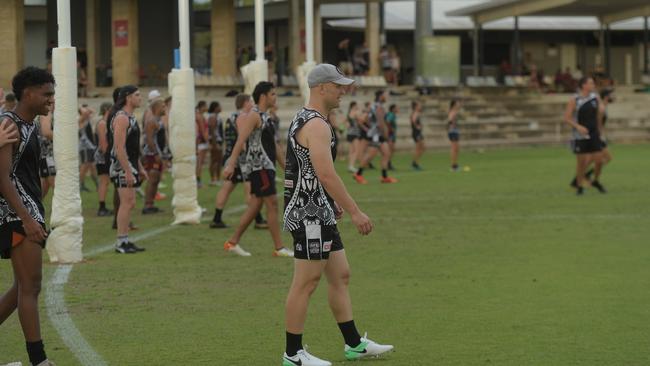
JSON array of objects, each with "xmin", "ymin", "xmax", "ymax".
[
  {"xmin": 243, "ymin": 106, "xmax": 276, "ymax": 175},
  {"xmin": 572, "ymin": 92, "xmax": 599, "ymax": 140},
  {"xmin": 109, "ymin": 110, "xmax": 141, "ymax": 178},
  {"xmin": 0, "ymin": 112, "xmax": 45, "ymax": 226},
  {"xmin": 283, "ymin": 108, "xmax": 338, "ymax": 232}
]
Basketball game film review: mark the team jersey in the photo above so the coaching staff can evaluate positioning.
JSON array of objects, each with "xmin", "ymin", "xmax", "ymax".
[
  {"xmin": 142, "ymin": 116, "xmax": 163, "ymax": 156},
  {"xmin": 367, "ymin": 101, "xmax": 384, "ymax": 138},
  {"xmin": 283, "ymin": 108, "xmax": 338, "ymax": 232},
  {"xmin": 0, "ymin": 112, "xmax": 45, "ymax": 226},
  {"xmin": 79, "ymin": 119, "xmax": 96, "ymax": 151},
  {"xmin": 109, "ymin": 110, "xmax": 141, "ymax": 178},
  {"xmin": 243, "ymin": 106, "xmax": 276, "ymax": 174},
  {"xmin": 573, "ymin": 92, "xmax": 599, "ymax": 140}
]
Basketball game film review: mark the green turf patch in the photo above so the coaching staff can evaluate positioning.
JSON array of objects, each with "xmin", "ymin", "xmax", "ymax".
[{"xmin": 1, "ymin": 144, "xmax": 649, "ymax": 365}]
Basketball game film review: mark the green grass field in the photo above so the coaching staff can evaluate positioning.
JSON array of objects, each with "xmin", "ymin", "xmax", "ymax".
[{"xmin": 1, "ymin": 144, "xmax": 650, "ymax": 365}]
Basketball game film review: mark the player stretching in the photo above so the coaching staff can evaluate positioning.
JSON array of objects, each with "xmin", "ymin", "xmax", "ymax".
[{"xmin": 282, "ymin": 64, "xmax": 393, "ymax": 366}]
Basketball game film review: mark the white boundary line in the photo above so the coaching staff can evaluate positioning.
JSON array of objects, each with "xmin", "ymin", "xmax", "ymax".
[{"xmin": 44, "ymin": 204, "xmax": 247, "ymax": 366}]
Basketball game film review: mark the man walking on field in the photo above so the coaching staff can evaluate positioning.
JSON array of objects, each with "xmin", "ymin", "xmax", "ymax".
[{"xmin": 282, "ymin": 64, "xmax": 393, "ymax": 366}]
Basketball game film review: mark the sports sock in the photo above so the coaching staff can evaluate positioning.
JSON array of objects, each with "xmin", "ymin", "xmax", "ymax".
[
  {"xmin": 117, "ymin": 235, "xmax": 128, "ymax": 245},
  {"xmin": 356, "ymin": 168, "xmax": 364, "ymax": 175},
  {"xmin": 285, "ymin": 331, "xmax": 303, "ymax": 357},
  {"xmin": 99, "ymin": 201, "xmax": 106, "ymax": 210},
  {"xmin": 213, "ymin": 208, "xmax": 223, "ymax": 222},
  {"xmin": 255, "ymin": 212, "xmax": 264, "ymax": 224},
  {"xmin": 338, "ymin": 320, "xmax": 362, "ymax": 347},
  {"xmin": 452, "ymin": 164, "xmax": 459, "ymax": 170},
  {"xmin": 382, "ymin": 169, "xmax": 388, "ymax": 178},
  {"xmin": 26, "ymin": 340, "xmax": 46, "ymax": 366}
]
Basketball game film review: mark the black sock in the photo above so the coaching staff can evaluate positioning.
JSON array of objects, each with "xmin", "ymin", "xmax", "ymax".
[
  {"xmin": 26, "ymin": 340, "xmax": 47, "ymax": 366},
  {"xmin": 382, "ymin": 169, "xmax": 388, "ymax": 178},
  {"xmin": 338, "ymin": 320, "xmax": 361, "ymax": 347},
  {"xmin": 285, "ymin": 331, "xmax": 303, "ymax": 357},
  {"xmin": 214, "ymin": 208, "xmax": 223, "ymax": 222},
  {"xmin": 452, "ymin": 164, "xmax": 459, "ymax": 169},
  {"xmin": 99, "ymin": 201, "xmax": 106, "ymax": 210},
  {"xmin": 356, "ymin": 168, "xmax": 364, "ymax": 175},
  {"xmin": 255, "ymin": 212, "xmax": 264, "ymax": 224}
]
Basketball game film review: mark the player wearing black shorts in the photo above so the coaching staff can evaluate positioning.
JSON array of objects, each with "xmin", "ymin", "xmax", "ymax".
[
  {"xmin": 564, "ymin": 77, "xmax": 605, "ymax": 195},
  {"xmin": 0, "ymin": 67, "xmax": 56, "ymax": 366},
  {"xmin": 410, "ymin": 100, "xmax": 425, "ymax": 170},
  {"xmin": 109, "ymin": 86, "xmax": 147, "ymax": 253},
  {"xmin": 353, "ymin": 90, "xmax": 397, "ymax": 184},
  {"xmin": 447, "ymin": 99, "xmax": 462, "ymax": 172},
  {"xmin": 209, "ymin": 94, "xmax": 266, "ymax": 229},
  {"xmin": 223, "ymin": 82, "xmax": 292, "ymax": 257},
  {"xmin": 94, "ymin": 102, "xmax": 113, "ymax": 216},
  {"xmin": 282, "ymin": 63, "xmax": 392, "ymax": 366},
  {"xmin": 38, "ymin": 111, "xmax": 55, "ymax": 197}
]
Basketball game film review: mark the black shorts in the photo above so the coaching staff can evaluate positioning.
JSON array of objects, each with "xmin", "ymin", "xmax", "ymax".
[
  {"xmin": 229, "ymin": 167, "xmax": 247, "ymax": 184},
  {"xmin": 573, "ymin": 138, "xmax": 603, "ymax": 154},
  {"xmin": 346, "ymin": 134, "xmax": 359, "ymax": 143},
  {"xmin": 412, "ymin": 131, "xmax": 424, "ymax": 143},
  {"xmin": 248, "ymin": 169, "xmax": 276, "ymax": 197},
  {"xmin": 79, "ymin": 148, "xmax": 95, "ymax": 164},
  {"xmin": 291, "ymin": 225, "xmax": 344, "ymax": 260},
  {"xmin": 112, "ymin": 172, "xmax": 142, "ymax": 188},
  {"xmin": 40, "ymin": 158, "xmax": 56, "ymax": 177},
  {"xmin": 96, "ymin": 162, "xmax": 109, "ymax": 175},
  {"xmin": 601, "ymin": 139, "xmax": 608, "ymax": 149},
  {"xmin": 448, "ymin": 131, "xmax": 460, "ymax": 142},
  {"xmin": 0, "ymin": 221, "xmax": 47, "ymax": 259}
]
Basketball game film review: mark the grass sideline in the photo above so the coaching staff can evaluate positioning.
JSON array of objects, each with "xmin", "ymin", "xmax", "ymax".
[{"xmin": 1, "ymin": 144, "xmax": 650, "ymax": 365}]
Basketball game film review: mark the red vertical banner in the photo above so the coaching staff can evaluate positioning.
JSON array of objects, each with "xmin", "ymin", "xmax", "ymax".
[{"xmin": 114, "ymin": 20, "xmax": 129, "ymax": 47}]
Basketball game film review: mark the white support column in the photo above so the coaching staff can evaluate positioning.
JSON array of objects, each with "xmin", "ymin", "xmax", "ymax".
[
  {"xmin": 241, "ymin": 0, "xmax": 268, "ymax": 93},
  {"xmin": 168, "ymin": 0, "xmax": 202, "ymax": 225},
  {"xmin": 305, "ymin": 0, "xmax": 314, "ymax": 63},
  {"xmin": 48, "ymin": 0, "xmax": 83, "ymax": 263},
  {"xmin": 255, "ymin": 0, "xmax": 264, "ymax": 61}
]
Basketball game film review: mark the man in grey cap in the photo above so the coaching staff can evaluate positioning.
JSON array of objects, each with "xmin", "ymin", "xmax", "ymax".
[{"xmin": 281, "ymin": 64, "xmax": 393, "ymax": 366}]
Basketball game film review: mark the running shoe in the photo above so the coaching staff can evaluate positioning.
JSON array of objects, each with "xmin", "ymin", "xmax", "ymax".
[
  {"xmin": 128, "ymin": 242, "xmax": 146, "ymax": 252},
  {"xmin": 283, "ymin": 349, "xmax": 331, "ymax": 366},
  {"xmin": 591, "ymin": 180, "xmax": 607, "ymax": 193},
  {"xmin": 97, "ymin": 207, "xmax": 113, "ymax": 217},
  {"xmin": 35, "ymin": 361, "xmax": 56, "ymax": 366},
  {"xmin": 142, "ymin": 206, "xmax": 162, "ymax": 215},
  {"xmin": 3, "ymin": 362, "xmax": 23, "ymax": 366},
  {"xmin": 224, "ymin": 241, "xmax": 251, "ymax": 256},
  {"xmin": 273, "ymin": 247, "xmax": 294, "ymax": 257},
  {"xmin": 255, "ymin": 220, "xmax": 269, "ymax": 229},
  {"xmin": 353, "ymin": 174, "xmax": 368, "ymax": 184},
  {"xmin": 412, "ymin": 162, "xmax": 422, "ymax": 171},
  {"xmin": 154, "ymin": 192, "xmax": 166, "ymax": 201},
  {"xmin": 380, "ymin": 176, "xmax": 398, "ymax": 184},
  {"xmin": 344, "ymin": 332, "xmax": 394, "ymax": 361},
  {"xmin": 209, "ymin": 220, "xmax": 228, "ymax": 229},
  {"xmin": 115, "ymin": 242, "xmax": 137, "ymax": 254}
]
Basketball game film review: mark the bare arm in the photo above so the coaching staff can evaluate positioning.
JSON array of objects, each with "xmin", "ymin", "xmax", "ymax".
[
  {"xmin": 144, "ymin": 117, "xmax": 160, "ymax": 156},
  {"xmin": 97, "ymin": 120, "xmax": 108, "ymax": 153},
  {"xmin": 301, "ymin": 119, "xmax": 372, "ymax": 235},
  {"xmin": 40, "ymin": 113, "xmax": 54, "ymax": 140},
  {"xmin": 0, "ymin": 126, "xmax": 47, "ymax": 242},
  {"xmin": 0, "ymin": 118, "xmax": 19, "ymax": 148},
  {"xmin": 596, "ymin": 97, "xmax": 605, "ymax": 134},
  {"xmin": 564, "ymin": 98, "xmax": 587, "ymax": 135},
  {"xmin": 275, "ymin": 141, "xmax": 285, "ymax": 171}
]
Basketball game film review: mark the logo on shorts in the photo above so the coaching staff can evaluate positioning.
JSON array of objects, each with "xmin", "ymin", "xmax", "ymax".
[
  {"xmin": 323, "ymin": 240, "xmax": 332, "ymax": 252},
  {"xmin": 296, "ymin": 243, "xmax": 303, "ymax": 251},
  {"xmin": 308, "ymin": 240, "xmax": 321, "ymax": 254}
]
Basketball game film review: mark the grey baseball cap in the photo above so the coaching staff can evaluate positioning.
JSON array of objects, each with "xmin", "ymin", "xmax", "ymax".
[{"xmin": 308, "ymin": 64, "xmax": 355, "ymax": 88}]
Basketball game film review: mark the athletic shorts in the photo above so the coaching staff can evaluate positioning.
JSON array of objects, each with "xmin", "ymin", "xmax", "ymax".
[
  {"xmin": 346, "ymin": 134, "xmax": 359, "ymax": 143},
  {"xmin": 0, "ymin": 221, "xmax": 47, "ymax": 259},
  {"xmin": 368, "ymin": 134, "xmax": 386, "ymax": 148},
  {"xmin": 229, "ymin": 167, "xmax": 247, "ymax": 184},
  {"xmin": 40, "ymin": 157, "xmax": 56, "ymax": 177},
  {"xmin": 291, "ymin": 224, "xmax": 344, "ymax": 260},
  {"xmin": 79, "ymin": 148, "xmax": 95, "ymax": 164},
  {"xmin": 112, "ymin": 172, "xmax": 142, "ymax": 188},
  {"xmin": 248, "ymin": 169, "xmax": 276, "ymax": 197},
  {"xmin": 142, "ymin": 155, "xmax": 163, "ymax": 172},
  {"xmin": 448, "ymin": 131, "xmax": 460, "ymax": 142},
  {"xmin": 412, "ymin": 131, "xmax": 424, "ymax": 143},
  {"xmin": 96, "ymin": 162, "xmax": 109, "ymax": 175},
  {"xmin": 573, "ymin": 138, "xmax": 603, "ymax": 154}
]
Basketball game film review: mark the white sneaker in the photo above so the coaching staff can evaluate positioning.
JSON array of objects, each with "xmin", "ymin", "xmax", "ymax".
[
  {"xmin": 273, "ymin": 247, "xmax": 294, "ymax": 258},
  {"xmin": 3, "ymin": 363, "xmax": 22, "ymax": 366},
  {"xmin": 35, "ymin": 361, "xmax": 56, "ymax": 366},
  {"xmin": 344, "ymin": 332, "xmax": 393, "ymax": 360},
  {"xmin": 282, "ymin": 349, "xmax": 331, "ymax": 366},
  {"xmin": 224, "ymin": 242, "xmax": 252, "ymax": 256}
]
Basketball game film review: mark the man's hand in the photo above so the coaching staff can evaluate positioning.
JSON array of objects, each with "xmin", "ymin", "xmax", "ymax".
[
  {"xmin": 223, "ymin": 163, "xmax": 235, "ymax": 180},
  {"xmin": 0, "ymin": 120, "xmax": 18, "ymax": 148},
  {"xmin": 334, "ymin": 202, "xmax": 344, "ymax": 220},
  {"xmin": 125, "ymin": 171, "xmax": 136, "ymax": 187},
  {"xmin": 23, "ymin": 217, "xmax": 47, "ymax": 243},
  {"xmin": 350, "ymin": 210, "xmax": 373, "ymax": 235}
]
